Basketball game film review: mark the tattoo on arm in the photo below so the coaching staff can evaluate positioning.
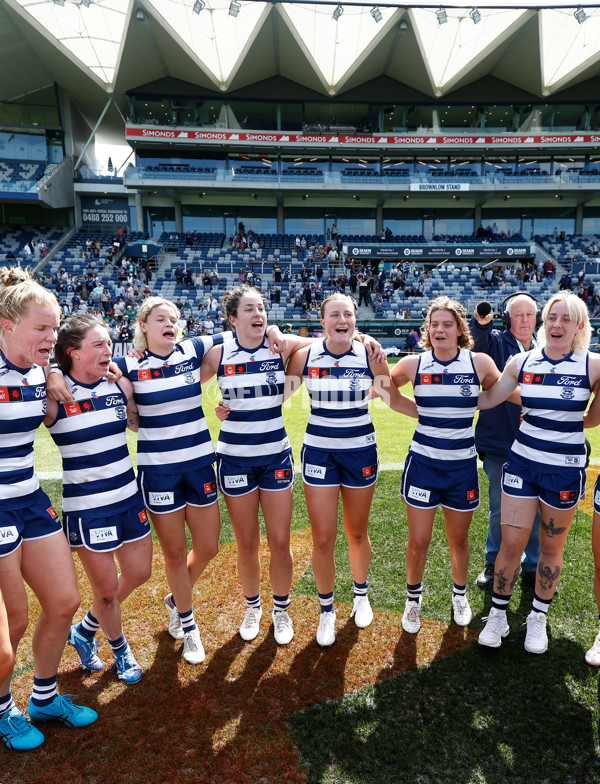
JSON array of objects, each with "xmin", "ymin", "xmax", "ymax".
[
  {"xmin": 537, "ymin": 560, "xmax": 561, "ymax": 591},
  {"xmin": 541, "ymin": 516, "xmax": 567, "ymax": 538}
]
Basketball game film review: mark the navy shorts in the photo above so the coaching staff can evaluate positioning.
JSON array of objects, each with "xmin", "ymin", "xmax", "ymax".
[
  {"xmin": 401, "ymin": 453, "xmax": 480, "ymax": 512},
  {"xmin": 138, "ymin": 465, "xmax": 218, "ymax": 515},
  {"xmin": 64, "ymin": 496, "xmax": 151, "ymax": 552},
  {"xmin": 301, "ymin": 444, "xmax": 378, "ymax": 488},
  {"xmin": 217, "ymin": 450, "xmax": 294, "ymax": 497},
  {"xmin": 502, "ymin": 459, "xmax": 585, "ymax": 511},
  {"xmin": 0, "ymin": 488, "xmax": 62, "ymax": 558}
]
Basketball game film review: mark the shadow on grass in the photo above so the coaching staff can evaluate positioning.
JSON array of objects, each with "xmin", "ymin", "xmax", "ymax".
[{"xmin": 290, "ymin": 636, "xmax": 600, "ymax": 784}]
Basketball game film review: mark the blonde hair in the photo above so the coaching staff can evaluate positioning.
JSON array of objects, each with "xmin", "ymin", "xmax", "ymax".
[
  {"xmin": 420, "ymin": 296, "xmax": 474, "ymax": 351},
  {"xmin": 133, "ymin": 296, "xmax": 179, "ymax": 350},
  {"xmin": 320, "ymin": 292, "xmax": 357, "ymax": 319},
  {"xmin": 0, "ymin": 266, "xmax": 58, "ymax": 349},
  {"xmin": 538, "ymin": 291, "xmax": 591, "ymax": 353}
]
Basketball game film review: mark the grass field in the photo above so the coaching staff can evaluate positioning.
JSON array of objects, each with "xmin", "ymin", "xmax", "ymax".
[{"xmin": 10, "ymin": 381, "xmax": 600, "ymax": 783}]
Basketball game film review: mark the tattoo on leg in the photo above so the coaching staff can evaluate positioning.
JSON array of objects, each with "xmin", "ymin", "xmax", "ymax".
[
  {"xmin": 537, "ymin": 559, "xmax": 561, "ymax": 591},
  {"xmin": 495, "ymin": 566, "xmax": 519, "ymax": 594},
  {"xmin": 541, "ymin": 516, "xmax": 567, "ymax": 538}
]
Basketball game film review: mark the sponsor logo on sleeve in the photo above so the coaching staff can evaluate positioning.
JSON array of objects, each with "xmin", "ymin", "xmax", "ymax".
[
  {"xmin": 138, "ymin": 368, "xmax": 164, "ymax": 381},
  {"xmin": 225, "ymin": 364, "xmax": 247, "ymax": 376},
  {"xmin": 522, "ymin": 372, "xmax": 544, "ymax": 384},
  {"xmin": 64, "ymin": 399, "xmax": 96, "ymax": 417},
  {"xmin": 0, "ymin": 386, "xmax": 23, "ymax": 402},
  {"xmin": 308, "ymin": 367, "xmax": 330, "ymax": 379}
]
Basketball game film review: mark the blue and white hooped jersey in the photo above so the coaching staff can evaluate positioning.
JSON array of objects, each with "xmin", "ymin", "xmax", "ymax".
[
  {"xmin": 302, "ymin": 339, "xmax": 375, "ymax": 452},
  {"xmin": 217, "ymin": 336, "xmax": 289, "ymax": 464},
  {"xmin": 410, "ymin": 348, "xmax": 479, "ymax": 466},
  {"xmin": 510, "ymin": 348, "xmax": 591, "ymax": 472},
  {"xmin": 47, "ymin": 376, "xmax": 138, "ymax": 517},
  {"xmin": 116, "ymin": 334, "xmax": 223, "ymax": 474},
  {"xmin": 0, "ymin": 353, "xmax": 46, "ymax": 510}
]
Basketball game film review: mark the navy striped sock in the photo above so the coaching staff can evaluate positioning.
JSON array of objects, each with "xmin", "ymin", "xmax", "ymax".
[
  {"xmin": 30, "ymin": 676, "xmax": 57, "ymax": 707},
  {"xmin": 318, "ymin": 590, "xmax": 334, "ymax": 613},
  {"xmin": 179, "ymin": 609, "xmax": 197, "ymax": 634}
]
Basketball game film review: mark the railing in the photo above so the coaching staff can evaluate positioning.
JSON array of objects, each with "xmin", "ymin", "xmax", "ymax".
[{"xmin": 124, "ymin": 167, "xmax": 600, "ymax": 188}]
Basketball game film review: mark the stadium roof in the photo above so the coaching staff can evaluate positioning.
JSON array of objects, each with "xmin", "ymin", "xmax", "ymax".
[{"xmin": 2, "ymin": 0, "xmax": 600, "ymax": 141}]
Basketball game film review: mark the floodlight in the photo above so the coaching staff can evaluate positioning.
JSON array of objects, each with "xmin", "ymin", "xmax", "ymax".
[
  {"xmin": 371, "ymin": 6, "xmax": 382, "ymax": 23},
  {"xmin": 436, "ymin": 7, "xmax": 447, "ymax": 24},
  {"xmin": 469, "ymin": 7, "xmax": 481, "ymax": 23},
  {"xmin": 399, "ymin": 19, "xmax": 408, "ymax": 32},
  {"xmin": 574, "ymin": 5, "xmax": 587, "ymax": 23},
  {"xmin": 80, "ymin": 0, "xmax": 92, "ymax": 6},
  {"xmin": 193, "ymin": 0, "xmax": 205, "ymax": 12},
  {"xmin": 229, "ymin": 1, "xmax": 241, "ymax": 17},
  {"xmin": 332, "ymin": 4, "xmax": 343, "ymax": 21}
]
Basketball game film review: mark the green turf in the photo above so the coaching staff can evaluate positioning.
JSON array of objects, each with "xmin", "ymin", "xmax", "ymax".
[{"xmin": 30, "ymin": 382, "xmax": 600, "ymax": 783}]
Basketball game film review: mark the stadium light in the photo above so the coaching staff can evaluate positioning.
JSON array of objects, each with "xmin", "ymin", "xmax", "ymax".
[
  {"xmin": 436, "ymin": 7, "xmax": 447, "ymax": 24},
  {"xmin": 469, "ymin": 7, "xmax": 481, "ymax": 23},
  {"xmin": 193, "ymin": 0, "xmax": 205, "ymax": 13},
  {"xmin": 52, "ymin": 0, "xmax": 65, "ymax": 5},
  {"xmin": 332, "ymin": 4, "xmax": 343, "ymax": 21},
  {"xmin": 229, "ymin": 1, "xmax": 241, "ymax": 17},
  {"xmin": 80, "ymin": 0, "xmax": 92, "ymax": 6},
  {"xmin": 371, "ymin": 6, "xmax": 382, "ymax": 23},
  {"xmin": 574, "ymin": 5, "xmax": 587, "ymax": 23}
]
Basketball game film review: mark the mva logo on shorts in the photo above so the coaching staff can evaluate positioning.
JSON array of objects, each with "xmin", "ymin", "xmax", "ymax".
[
  {"xmin": 503, "ymin": 473, "xmax": 523, "ymax": 489},
  {"xmin": 408, "ymin": 485, "xmax": 431, "ymax": 502},
  {"xmin": 305, "ymin": 464, "xmax": 326, "ymax": 480},
  {"xmin": 90, "ymin": 526, "xmax": 118, "ymax": 543},
  {"xmin": 149, "ymin": 491, "xmax": 174, "ymax": 506},
  {"xmin": 0, "ymin": 526, "xmax": 18, "ymax": 542},
  {"xmin": 224, "ymin": 474, "xmax": 248, "ymax": 488}
]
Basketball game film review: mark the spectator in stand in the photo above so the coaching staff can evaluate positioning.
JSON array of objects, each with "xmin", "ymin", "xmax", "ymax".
[
  {"xmin": 184, "ymin": 268, "xmax": 193, "ymax": 288},
  {"xmin": 211, "ymin": 268, "xmax": 220, "ymax": 288},
  {"xmin": 174, "ymin": 266, "xmax": 184, "ymax": 287},
  {"xmin": 559, "ymin": 272, "xmax": 573, "ymax": 290}
]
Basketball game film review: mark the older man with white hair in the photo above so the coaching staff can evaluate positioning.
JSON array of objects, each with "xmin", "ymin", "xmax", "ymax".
[{"xmin": 471, "ymin": 292, "xmax": 542, "ymax": 590}]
